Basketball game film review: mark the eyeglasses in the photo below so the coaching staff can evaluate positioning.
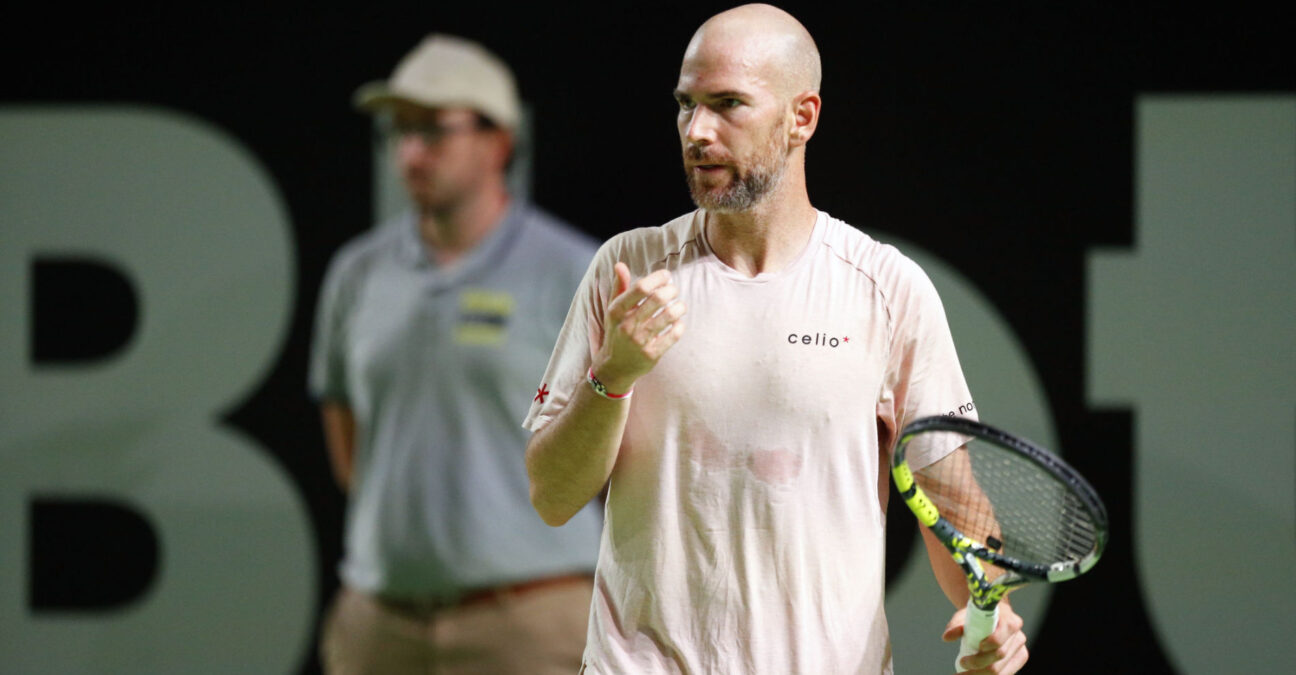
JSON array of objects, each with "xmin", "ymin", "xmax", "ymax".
[{"xmin": 384, "ymin": 118, "xmax": 487, "ymax": 146}]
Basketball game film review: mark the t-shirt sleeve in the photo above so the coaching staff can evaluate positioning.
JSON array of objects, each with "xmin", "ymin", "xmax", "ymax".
[
  {"xmin": 522, "ymin": 242, "xmax": 614, "ymax": 431},
  {"xmin": 875, "ymin": 249, "xmax": 976, "ymax": 470},
  {"xmin": 307, "ymin": 249, "xmax": 355, "ymax": 404}
]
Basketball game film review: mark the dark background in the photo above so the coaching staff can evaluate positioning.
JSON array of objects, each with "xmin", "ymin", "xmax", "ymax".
[{"xmin": 4, "ymin": 2, "xmax": 1292, "ymax": 673}]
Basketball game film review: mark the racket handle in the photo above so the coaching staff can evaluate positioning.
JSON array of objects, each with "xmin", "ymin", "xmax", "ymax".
[{"xmin": 956, "ymin": 600, "xmax": 999, "ymax": 672}]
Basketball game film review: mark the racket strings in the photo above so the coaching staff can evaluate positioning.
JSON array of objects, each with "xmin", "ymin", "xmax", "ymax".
[{"xmin": 915, "ymin": 440, "xmax": 1102, "ymax": 568}]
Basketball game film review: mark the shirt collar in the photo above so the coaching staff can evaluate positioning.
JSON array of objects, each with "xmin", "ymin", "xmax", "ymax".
[{"xmin": 395, "ymin": 201, "xmax": 526, "ymax": 281}]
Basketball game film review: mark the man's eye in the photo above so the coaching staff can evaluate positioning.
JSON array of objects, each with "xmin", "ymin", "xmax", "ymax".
[
  {"xmin": 721, "ymin": 98, "xmax": 741, "ymax": 108},
  {"xmin": 677, "ymin": 98, "xmax": 696, "ymax": 110}
]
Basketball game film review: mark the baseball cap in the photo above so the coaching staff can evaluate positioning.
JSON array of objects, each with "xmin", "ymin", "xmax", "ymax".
[{"xmin": 353, "ymin": 33, "xmax": 520, "ymax": 131}]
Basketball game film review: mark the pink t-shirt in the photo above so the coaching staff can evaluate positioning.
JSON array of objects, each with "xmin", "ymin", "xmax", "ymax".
[{"xmin": 525, "ymin": 210, "xmax": 974, "ymax": 674}]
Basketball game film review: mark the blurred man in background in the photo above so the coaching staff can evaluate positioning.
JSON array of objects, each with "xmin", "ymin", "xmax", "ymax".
[{"xmin": 308, "ymin": 33, "xmax": 601, "ymax": 674}]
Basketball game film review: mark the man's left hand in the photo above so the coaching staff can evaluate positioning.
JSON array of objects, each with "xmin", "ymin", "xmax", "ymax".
[{"xmin": 941, "ymin": 602, "xmax": 1029, "ymax": 673}]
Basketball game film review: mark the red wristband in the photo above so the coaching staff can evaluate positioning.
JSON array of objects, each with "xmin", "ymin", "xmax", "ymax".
[{"xmin": 587, "ymin": 367, "xmax": 633, "ymax": 400}]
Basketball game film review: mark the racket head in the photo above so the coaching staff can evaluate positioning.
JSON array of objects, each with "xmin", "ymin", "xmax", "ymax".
[{"xmin": 891, "ymin": 415, "xmax": 1108, "ymax": 606}]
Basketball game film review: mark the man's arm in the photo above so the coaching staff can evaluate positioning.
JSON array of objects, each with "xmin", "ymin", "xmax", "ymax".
[
  {"xmin": 526, "ymin": 263, "xmax": 686, "ymax": 526},
  {"xmin": 525, "ymin": 374, "xmax": 635, "ymax": 525},
  {"xmin": 910, "ymin": 448, "xmax": 1029, "ymax": 672},
  {"xmin": 919, "ymin": 505, "xmax": 1029, "ymax": 673},
  {"xmin": 921, "ymin": 526, "xmax": 972, "ymax": 607},
  {"xmin": 320, "ymin": 401, "xmax": 356, "ymax": 493}
]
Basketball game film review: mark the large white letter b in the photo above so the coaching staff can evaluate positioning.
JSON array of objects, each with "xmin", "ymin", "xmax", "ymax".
[{"xmin": 0, "ymin": 107, "xmax": 315, "ymax": 673}]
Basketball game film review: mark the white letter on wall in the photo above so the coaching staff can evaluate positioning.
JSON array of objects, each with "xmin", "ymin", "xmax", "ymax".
[{"xmin": 0, "ymin": 107, "xmax": 315, "ymax": 673}]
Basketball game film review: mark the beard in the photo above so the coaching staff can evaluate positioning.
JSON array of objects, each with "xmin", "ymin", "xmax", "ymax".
[{"xmin": 684, "ymin": 123, "xmax": 789, "ymax": 213}]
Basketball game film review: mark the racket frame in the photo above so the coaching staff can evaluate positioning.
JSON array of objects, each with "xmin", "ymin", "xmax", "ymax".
[{"xmin": 890, "ymin": 414, "xmax": 1109, "ymax": 613}]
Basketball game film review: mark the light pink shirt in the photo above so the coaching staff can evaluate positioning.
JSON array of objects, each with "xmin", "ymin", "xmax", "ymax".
[{"xmin": 525, "ymin": 210, "xmax": 974, "ymax": 674}]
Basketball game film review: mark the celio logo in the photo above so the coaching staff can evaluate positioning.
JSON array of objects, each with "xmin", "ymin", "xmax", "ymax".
[{"xmin": 787, "ymin": 332, "xmax": 850, "ymax": 348}]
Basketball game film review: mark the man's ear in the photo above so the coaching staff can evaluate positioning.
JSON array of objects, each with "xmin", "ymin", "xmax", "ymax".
[
  {"xmin": 493, "ymin": 129, "xmax": 517, "ymax": 172},
  {"xmin": 789, "ymin": 91, "xmax": 821, "ymax": 147}
]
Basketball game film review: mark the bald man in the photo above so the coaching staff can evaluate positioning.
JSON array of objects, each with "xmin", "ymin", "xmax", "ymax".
[{"xmin": 524, "ymin": 4, "xmax": 1028, "ymax": 673}]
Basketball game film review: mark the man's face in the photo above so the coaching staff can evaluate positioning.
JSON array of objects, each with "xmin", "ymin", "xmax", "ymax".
[
  {"xmin": 675, "ymin": 48, "xmax": 790, "ymax": 212},
  {"xmin": 387, "ymin": 103, "xmax": 501, "ymax": 212}
]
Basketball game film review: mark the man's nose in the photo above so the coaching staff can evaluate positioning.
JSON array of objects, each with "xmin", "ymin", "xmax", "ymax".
[
  {"xmin": 683, "ymin": 106, "xmax": 717, "ymax": 145},
  {"xmin": 396, "ymin": 135, "xmax": 435, "ymax": 163}
]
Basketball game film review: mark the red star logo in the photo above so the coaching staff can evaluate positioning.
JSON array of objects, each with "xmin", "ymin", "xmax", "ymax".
[
  {"xmin": 843, "ymin": 336, "xmax": 851, "ymax": 343},
  {"xmin": 534, "ymin": 384, "xmax": 550, "ymax": 404}
]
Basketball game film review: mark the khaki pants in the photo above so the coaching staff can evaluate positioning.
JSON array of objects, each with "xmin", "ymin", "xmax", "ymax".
[{"xmin": 321, "ymin": 578, "xmax": 593, "ymax": 675}]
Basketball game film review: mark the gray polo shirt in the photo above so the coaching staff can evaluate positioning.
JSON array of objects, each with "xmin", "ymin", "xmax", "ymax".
[{"xmin": 309, "ymin": 202, "xmax": 601, "ymax": 600}]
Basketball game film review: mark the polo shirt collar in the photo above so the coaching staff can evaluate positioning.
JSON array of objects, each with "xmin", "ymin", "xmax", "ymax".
[{"xmin": 395, "ymin": 202, "xmax": 525, "ymax": 282}]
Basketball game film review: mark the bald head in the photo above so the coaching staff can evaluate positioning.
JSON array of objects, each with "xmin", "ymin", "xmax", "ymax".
[{"xmin": 682, "ymin": 3, "xmax": 821, "ymax": 99}]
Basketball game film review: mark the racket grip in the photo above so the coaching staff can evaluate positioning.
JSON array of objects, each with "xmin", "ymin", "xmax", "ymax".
[{"xmin": 956, "ymin": 600, "xmax": 999, "ymax": 672}]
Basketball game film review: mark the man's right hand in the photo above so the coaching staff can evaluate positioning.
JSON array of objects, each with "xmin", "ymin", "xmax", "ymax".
[
  {"xmin": 590, "ymin": 262, "xmax": 688, "ymax": 393},
  {"xmin": 526, "ymin": 261, "xmax": 687, "ymax": 525}
]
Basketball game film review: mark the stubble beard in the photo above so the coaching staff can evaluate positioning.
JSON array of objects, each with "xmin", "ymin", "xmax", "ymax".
[{"xmin": 685, "ymin": 125, "xmax": 789, "ymax": 213}]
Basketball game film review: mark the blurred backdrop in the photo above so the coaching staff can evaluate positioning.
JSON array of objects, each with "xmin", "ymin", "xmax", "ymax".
[{"xmin": 2, "ymin": 2, "xmax": 1292, "ymax": 673}]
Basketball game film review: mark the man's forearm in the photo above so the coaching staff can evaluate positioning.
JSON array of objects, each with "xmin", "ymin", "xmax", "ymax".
[
  {"xmin": 525, "ymin": 381, "xmax": 632, "ymax": 526},
  {"xmin": 528, "ymin": 263, "xmax": 685, "ymax": 526},
  {"xmin": 320, "ymin": 402, "xmax": 356, "ymax": 493},
  {"xmin": 922, "ymin": 526, "xmax": 972, "ymax": 608}
]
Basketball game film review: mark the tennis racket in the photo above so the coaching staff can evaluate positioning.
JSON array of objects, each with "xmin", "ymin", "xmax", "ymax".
[{"xmin": 890, "ymin": 415, "xmax": 1108, "ymax": 672}]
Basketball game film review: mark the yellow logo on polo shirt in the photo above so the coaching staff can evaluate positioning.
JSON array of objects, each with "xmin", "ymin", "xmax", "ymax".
[{"xmin": 455, "ymin": 289, "xmax": 515, "ymax": 345}]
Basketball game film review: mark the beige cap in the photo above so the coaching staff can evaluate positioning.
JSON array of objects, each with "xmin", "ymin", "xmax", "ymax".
[{"xmin": 353, "ymin": 33, "xmax": 520, "ymax": 131}]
